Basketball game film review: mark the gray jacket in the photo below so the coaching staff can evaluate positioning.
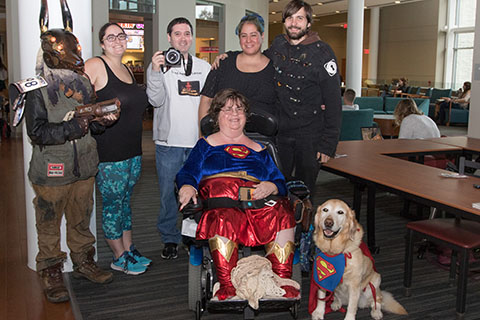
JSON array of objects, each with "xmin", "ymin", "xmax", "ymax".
[{"xmin": 146, "ymin": 63, "xmax": 168, "ymax": 142}]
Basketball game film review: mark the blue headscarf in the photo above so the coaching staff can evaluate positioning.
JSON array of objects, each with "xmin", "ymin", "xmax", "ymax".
[{"xmin": 235, "ymin": 13, "xmax": 265, "ymax": 35}]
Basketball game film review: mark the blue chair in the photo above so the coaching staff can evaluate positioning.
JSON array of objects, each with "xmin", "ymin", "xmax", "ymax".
[
  {"xmin": 447, "ymin": 101, "xmax": 469, "ymax": 126},
  {"xmin": 340, "ymin": 109, "xmax": 375, "ymax": 141},
  {"xmin": 384, "ymin": 97, "xmax": 430, "ymax": 115},
  {"xmin": 354, "ymin": 97, "xmax": 385, "ymax": 114},
  {"xmin": 428, "ymin": 88, "xmax": 452, "ymax": 118}
]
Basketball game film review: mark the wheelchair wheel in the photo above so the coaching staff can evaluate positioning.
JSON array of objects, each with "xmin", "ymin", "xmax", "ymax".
[
  {"xmin": 289, "ymin": 301, "xmax": 298, "ymax": 319},
  {"xmin": 188, "ymin": 263, "xmax": 203, "ymax": 311},
  {"xmin": 195, "ymin": 300, "xmax": 202, "ymax": 320}
]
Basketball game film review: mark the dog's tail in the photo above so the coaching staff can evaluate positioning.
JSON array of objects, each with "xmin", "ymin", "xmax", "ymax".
[{"xmin": 382, "ymin": 291, "xmax": 408, "ymax": 315}]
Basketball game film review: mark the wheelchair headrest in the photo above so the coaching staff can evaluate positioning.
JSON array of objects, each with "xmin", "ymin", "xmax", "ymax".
[{"xmin": 200, "ymin": 110, "xmax": 278, "ymax": 137}]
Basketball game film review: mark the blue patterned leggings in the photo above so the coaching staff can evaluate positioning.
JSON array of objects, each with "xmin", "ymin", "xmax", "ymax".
[{"xmin": 96, "ymin": 156, "xmax": 142, "ymax": 240}]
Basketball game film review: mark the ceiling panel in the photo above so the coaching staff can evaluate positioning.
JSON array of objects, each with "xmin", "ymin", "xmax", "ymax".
[{"xmin": 268, "ymin": 0, "xmax": 426, "ymax": 22}]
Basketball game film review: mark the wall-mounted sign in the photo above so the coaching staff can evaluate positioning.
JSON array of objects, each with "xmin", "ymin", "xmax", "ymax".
[
  {"xmin": 200, "ymin": 46, "xmax": 219, "ymax": 53},
  {"xmin": 119, "ymin": 22, "xmax": 144, "ymax": 51}
]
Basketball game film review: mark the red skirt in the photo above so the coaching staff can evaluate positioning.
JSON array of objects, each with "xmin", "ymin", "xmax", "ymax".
[{"xmin": 196, "ymin": 177, "xmax": 295, "ymax": 247}]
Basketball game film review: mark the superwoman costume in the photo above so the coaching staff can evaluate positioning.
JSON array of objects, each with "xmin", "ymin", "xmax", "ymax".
[{"xmin": 176, "ymin": 138, "xmax": 297, "ymax": 300}]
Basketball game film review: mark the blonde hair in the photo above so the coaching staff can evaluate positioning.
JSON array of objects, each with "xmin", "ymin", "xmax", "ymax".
[{"xmin": 393, "ymin": 98, "xmax": 422, "ymax": 127}]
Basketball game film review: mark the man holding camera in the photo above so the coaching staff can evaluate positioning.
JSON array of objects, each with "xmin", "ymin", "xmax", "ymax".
[{"xmin": 147, "ymin": 17, "xmax": 210, "ymax": 259}]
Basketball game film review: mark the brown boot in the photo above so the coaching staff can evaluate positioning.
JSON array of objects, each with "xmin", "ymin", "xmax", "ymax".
[
  {"xmin": 72, "ymin": 248, "xmax": 113, "ymax": 284},
  {"xmin": 38, "ymin": 263, "xmax": 70, "ymax": 303}
]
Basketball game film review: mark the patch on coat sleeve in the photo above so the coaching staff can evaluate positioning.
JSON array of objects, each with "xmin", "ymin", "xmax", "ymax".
[{"xmin": 324, "ymin": 59, "xmax": 337, "ymax": 76}]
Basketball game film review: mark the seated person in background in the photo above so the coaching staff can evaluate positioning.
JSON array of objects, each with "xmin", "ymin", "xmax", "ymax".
[
  {"xmin": 177, "ymin": 89, "xmax": 298, "ymax": 301},
  {"xmin": 198, "ymin": 13, "xmax": 276, "ymax": 123},
  {"xmin": 395, "ymin": 77, "xmax": 408, "ymax": 94},
  {"xmin": 437, "ymin": 81, "xmax": 471, "ymax": 125},
  {"xmin": 342, "ymin": 88, "xmax": 359, "ymax": 110},
  {"xmin": 394, "ymin": 98, "xmax": 440, "ymax": 139}
]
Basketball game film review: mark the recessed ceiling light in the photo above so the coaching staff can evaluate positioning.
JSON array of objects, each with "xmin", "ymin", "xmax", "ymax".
[
  {"xmin": 318, "ymin": 2, "xmax": 323, "ymax": 5},
  {"xmin": 271, "ymin": 11, "xmax": 276, "ymax": 14},
  {"xmin": 395, "ymin": 0, "xmax": 401, "ymax": 3},
  {"xmin": 273, "ymin": 0, "xmax": 279, "ymax": 2},
  {"xmin": 273, "ymin": 21, "xmax": 277, "ymax": 23},
  {"xmin": 335, "ymin": 10, "xmax": 340, "ymax": 13},
  {"xmin": 312, "ymin": 14, "xmax": 317, "ymax": 17}
]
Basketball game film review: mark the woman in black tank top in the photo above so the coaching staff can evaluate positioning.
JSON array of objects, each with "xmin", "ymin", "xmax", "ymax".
[{"xmin": 84, "ymin": 22, "xmax": 151, "ymax": 276}]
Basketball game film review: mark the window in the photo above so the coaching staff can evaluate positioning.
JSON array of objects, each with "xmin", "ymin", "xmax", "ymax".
[
  {"xmin": 109, "ymin": 0, "xmax": 155, "ymax": 14},
  {"xmin": 452, "ymin": 32, "xmax": 474, "ymax": 89},
  {"xmin": 195, "ymin": 1, "xmax": 224, "ymax": 64},
  {"xmin": 456, "ymin": 0, "xmax": 476, "ymax": 27},
  {"xmin": 445, "ymin": 0, "xmax": 476, "ymax": 89}
]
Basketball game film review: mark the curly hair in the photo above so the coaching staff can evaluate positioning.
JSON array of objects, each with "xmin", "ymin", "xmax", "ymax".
[
  {"xmin": 208, "ymin": 88, "xmax": 250, "ymax": 132},
  {"xmin": 393, "ymin": 98, "xmax": 422, "ymax": 127}
]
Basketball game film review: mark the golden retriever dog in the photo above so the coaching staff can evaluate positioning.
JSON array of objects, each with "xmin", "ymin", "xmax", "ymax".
[{"xmin": 310, "ymin": 199, "xmax": 407, "ymax": 320}]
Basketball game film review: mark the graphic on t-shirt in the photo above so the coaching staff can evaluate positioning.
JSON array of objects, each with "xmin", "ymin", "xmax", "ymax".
[{"xmin": 178, "ymin": 80, "xmax": 200, "ymax": 96}]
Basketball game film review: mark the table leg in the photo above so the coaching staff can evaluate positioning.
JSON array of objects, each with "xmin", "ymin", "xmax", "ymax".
[
  {"xmin": 353, "ymin": 183, "xmax": 363, "ymax": 222},
  {"xmin": 367, "ymin": 185, "xmax": 379, "ymax": 254}
]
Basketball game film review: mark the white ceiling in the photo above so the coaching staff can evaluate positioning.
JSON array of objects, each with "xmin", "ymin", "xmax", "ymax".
[{"xmin": 268, "ymin": 0, "xmax": 425, "ymax": 23}]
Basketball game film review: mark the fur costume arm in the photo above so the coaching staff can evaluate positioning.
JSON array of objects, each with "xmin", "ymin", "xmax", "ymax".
[
  {"xmin": 25, "ymin": 89, "xmax": 85, "ymax": 145},
  {"xmin": 89, "ymin": 121, "xmax": 106, "ymax": 135}
]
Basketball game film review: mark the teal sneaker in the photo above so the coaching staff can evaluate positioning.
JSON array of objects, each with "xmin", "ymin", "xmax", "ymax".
[
  {"xmin": 110, "ymin": 251, "xmax": 147, "ymax": 275},
  {"xmin": 129, "ymin": 244, "xmax": 152, "ymax": 266}
]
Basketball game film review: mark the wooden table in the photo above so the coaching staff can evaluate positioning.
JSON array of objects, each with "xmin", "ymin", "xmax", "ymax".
[
  {"xmin": 373, "ymin": 114, "xmax": 399, "ymax": 137},
  {"xmin": 428, "ymin": 136, "xmax": 480, "ymax": 153},
  {"xmin": 322, "ymin": 137, "xmax": 480, "ymax": 251}
]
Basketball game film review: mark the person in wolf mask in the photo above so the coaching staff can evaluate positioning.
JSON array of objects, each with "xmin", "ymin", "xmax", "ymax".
[{"xmin": 24, "ymin": 0, "xmax": 115, "ymax": 303}]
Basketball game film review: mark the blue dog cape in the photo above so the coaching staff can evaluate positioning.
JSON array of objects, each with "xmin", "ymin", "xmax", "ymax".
[{"xmin": 312, "ymin": 248, "xmax": 346, "ymax": 292}]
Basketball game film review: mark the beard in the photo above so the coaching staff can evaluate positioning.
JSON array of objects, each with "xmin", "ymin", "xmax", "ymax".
[{"xmin": 286, "ymin": 26, "xmax": 309, "ymax": 40}]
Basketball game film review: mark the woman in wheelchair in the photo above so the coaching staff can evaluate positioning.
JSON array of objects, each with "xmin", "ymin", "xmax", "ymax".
[{"xmin": 177, "ymin": 88, "xmax": 299, "ymax": 301}]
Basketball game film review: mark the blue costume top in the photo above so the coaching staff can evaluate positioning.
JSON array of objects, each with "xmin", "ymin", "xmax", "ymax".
[{"xmin": 176, "ymin": 137, "xmax": 287, "ymax": 196}]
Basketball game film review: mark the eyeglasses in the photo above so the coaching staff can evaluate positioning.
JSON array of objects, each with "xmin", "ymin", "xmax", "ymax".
[
  {"xmin": 221, "ymin": 105, "xmax": 246, "ymax": 114},
  {"xmin": 104, "ymin": 33, "xmax": 128, "ymax": 42}
]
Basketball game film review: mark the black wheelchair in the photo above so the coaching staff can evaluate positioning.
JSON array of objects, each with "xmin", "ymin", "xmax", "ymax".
[{"xmin": 181, "ymin": 111, "xmax": 311, "ymax": 320}]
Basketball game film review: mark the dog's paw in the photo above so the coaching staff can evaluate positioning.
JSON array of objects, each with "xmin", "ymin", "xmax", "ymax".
[
  {"xmin": 331, "ymin": 298, "xmax": 342, "ymax": 311},
  {"xmin": 311, "ymin": 309, "xmax": 324, "ymax": 320},
  {"xmin": 371, "ymin": 308, "xmax": 383, "ymax": 320}
]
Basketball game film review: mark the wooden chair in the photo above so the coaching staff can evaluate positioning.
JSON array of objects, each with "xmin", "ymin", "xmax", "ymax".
[{"xmin": 404, "ymin": 218, "xmax": 480, "ymax": 319}]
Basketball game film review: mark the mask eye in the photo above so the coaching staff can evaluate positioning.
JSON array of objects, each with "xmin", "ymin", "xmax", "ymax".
[
  {"xmin": 50, "ymin": 36, "xmax": 56, "ymax": 43},
  {"xmin": 77, "ymin": 44, "xmax": 82, "ymax": 52}
]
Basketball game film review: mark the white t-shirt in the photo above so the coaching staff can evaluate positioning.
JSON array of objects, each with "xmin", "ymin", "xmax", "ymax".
[
  {"xmin": 342, "ymin": 104, "xmax": 359, "ymax": 111},
  {"xmin": 156, "ymin": 56, "xmax": 211, "ymax": 148},
  {"xmin": 399, "ymin": 114, "xmax": 441, "ymax": 139}
]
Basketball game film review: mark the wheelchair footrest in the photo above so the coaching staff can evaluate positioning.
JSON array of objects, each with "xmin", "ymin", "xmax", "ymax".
[{"xmin": 207, "ymin": 297, "xmax": 300, "ymax": 313}]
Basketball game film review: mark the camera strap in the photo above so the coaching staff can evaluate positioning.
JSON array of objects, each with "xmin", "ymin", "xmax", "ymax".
[{"xmin": 182, "ymin": 54, "xmax": 193, "ymax": 76}]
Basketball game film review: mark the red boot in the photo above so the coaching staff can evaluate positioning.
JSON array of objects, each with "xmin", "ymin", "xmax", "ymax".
[
  {"xmin": 209, "ymin": 237, "xmax": 238, "ymax": 300},
  {"xmin": 265, "ymin": 241, "xmax": 299, "ymax": 298}
]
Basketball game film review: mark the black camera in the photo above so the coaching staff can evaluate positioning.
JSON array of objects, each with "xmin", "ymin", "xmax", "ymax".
[{"xmin": 164, "ymin": 47, "xmax": 182, "ymax": 67}]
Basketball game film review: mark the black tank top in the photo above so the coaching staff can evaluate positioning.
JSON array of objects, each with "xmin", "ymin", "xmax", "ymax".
[{"xmin": 93, "ymin": 57, "xmax": 148, "ymax": 162}]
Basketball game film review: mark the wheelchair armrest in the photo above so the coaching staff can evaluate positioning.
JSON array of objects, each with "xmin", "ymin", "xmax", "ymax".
[
  {"xmin": 180, "ymin": 200, "xmax": 203, "ymax": 221},
  {"xmin": 286, "ymin": 180, "xmax": 310, "ymax": 201}
]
